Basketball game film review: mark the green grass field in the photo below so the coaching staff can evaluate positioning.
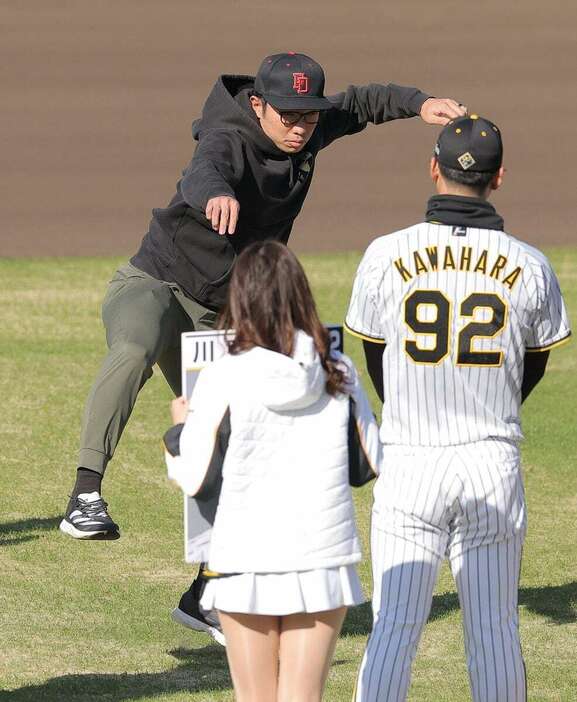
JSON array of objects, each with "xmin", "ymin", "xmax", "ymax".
[{"xmin": 1, "ymin": 250, "xmax": 576, "ymax": 701}]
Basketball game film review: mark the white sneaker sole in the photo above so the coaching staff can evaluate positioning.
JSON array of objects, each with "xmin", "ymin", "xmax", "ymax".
[
  {"xmin": 59, "ymin": 518, "xmax": 112, "ymax": 539},
  {"xmin": 170, "ymin": 607, "xmax": 226, "ymax": 646}
]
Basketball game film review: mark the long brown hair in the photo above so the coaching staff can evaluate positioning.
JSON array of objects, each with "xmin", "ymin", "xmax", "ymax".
[{"xmin": 219, "ymin": 241, "xmax": 347, "ymax": 396}]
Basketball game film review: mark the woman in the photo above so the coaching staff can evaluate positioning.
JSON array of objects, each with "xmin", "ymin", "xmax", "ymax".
[{"xmin": 164, "ymin": 241, "xmax": 381, "ymax": 701}]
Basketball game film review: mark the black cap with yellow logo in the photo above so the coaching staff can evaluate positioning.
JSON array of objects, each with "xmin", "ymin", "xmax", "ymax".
[{"xmin": 434, "ymin": 115, "xmax": 503, "ymax": 173}]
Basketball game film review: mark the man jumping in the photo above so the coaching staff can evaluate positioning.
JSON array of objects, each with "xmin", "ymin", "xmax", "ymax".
[{"xmin": 60, "ymin": 51, "xmax": 466, "ymax": 641}]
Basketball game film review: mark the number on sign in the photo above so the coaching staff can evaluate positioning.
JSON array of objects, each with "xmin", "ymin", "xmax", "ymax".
[{"xmin": 328, "ymin": 325, "xmax": 344, "ymax": 353}]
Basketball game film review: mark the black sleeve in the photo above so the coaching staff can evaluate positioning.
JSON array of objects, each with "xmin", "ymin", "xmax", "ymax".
[
  {"xmin": 521, "ymin": 351, "xmax": 549, "ymax": 403},
  {"xmin": 194, "ymin": 407, "xmax": 231, "ymax": 501},
  {"xmin": 319, "ymin": 83, "xmax": 430, "ymax": 149},
  {"xmin": 180, "ymin": 130, "xmax": 246, "ymax": 210},
  {"xmin": 164, "ymin": 409, "xmax": 231, "ymax": 501},
  {"xmin": 347, "ymin": 397, "xmax": 378, "ymax": 487},
  {"xmin": 362, "ymin": 340, "xmax": 385, "ymax": 403},
  {"xmin": 163, "ymin": 423, "xmax": 184, "ymax": 456}
]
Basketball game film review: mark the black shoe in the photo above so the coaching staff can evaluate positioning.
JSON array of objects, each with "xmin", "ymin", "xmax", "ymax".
[
  {"xmin": 59, "ymin": 492, "xmax": 119, "ymax": 539},
  {"xmin": 171, "ymin": 574, "xmax": 225, "ymax": 646}
]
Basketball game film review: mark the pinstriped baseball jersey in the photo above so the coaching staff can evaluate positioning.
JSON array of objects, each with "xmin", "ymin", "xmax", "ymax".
[{"xmin": 345, "ymin": 222, "xmax": 571, "ymax": 446}]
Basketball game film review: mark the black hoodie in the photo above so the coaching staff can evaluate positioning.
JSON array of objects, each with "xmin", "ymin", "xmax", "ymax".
[{"xmin": 131, "ymin": 75, "xmax": 429, "ymax": 309}]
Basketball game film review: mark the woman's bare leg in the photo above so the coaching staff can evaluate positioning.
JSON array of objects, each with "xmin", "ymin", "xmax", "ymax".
[
  {"xmin": 277, "ymin": 607, "xmax": 347, "ymax": 702},
  {"xmin": 218, "ymin": 610, "xmax": 280, "ymax": 702}
]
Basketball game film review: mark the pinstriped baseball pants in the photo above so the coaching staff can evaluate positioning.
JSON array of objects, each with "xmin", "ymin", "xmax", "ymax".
[{"xmin": 355, "ymin": 440, "xmax": 527, "ymax": 702}]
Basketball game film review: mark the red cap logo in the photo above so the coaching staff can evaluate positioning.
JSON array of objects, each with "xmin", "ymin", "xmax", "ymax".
[{"xmin": 292, "ymin": 72, "xmax": 309, "ymax": 94}]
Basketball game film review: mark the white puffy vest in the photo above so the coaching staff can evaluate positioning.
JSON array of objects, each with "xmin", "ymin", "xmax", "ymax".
[{"xmin": 166, "ymin": 333, "xmax": 381, "ymax": 573}]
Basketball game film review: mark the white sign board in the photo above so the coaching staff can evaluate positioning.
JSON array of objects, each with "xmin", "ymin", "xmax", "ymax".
[{"xmin": 180, "ymin": 326, "xmax": 344, "ymax": 563}]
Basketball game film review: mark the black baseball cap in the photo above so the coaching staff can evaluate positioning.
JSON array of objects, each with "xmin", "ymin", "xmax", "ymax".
[
  {"xmin": 254, "ymin": 53, "xmax": 333, "ymax": 111},
  {"xmin": 434, "ymin": 115, "xmax": 503, "ymax": 173}
]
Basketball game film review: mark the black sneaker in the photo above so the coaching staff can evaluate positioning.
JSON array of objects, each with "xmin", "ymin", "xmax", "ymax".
[
  {"xmin": 171, "ymin": 574, "xmax": 226, "ymax": 646},
  {"xmin": 59, "ymin": 492, "xmax": 119, "ymax": 539}
]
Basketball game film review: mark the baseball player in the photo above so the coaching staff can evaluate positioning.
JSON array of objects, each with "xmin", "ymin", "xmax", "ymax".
[
  {"xmin": 345, "ymin": 115, "xmax": 571, "ymax": 701},
  {"xmin": 58, "ymin": 50, "xmax": 466, "ymax": 638}
]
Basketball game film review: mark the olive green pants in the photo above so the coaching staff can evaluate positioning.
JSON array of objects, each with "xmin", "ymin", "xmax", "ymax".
[{"xmin": 78, "ymin": 263, "xmax": 217, "ymax": 475}]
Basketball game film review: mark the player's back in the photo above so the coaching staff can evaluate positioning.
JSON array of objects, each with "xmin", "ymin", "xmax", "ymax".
[{"xmin": 346, "ymin": 221, "xmax": 569, "ymax": 446}]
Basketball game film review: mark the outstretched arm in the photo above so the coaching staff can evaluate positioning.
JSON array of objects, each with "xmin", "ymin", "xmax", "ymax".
[
  {"xmin": 320, "ymin": 83, "xmax": 466, "ymax": 147},
  {"xmin": 181, "ymin": 130, "xmax": 244, "ymax": 235}
]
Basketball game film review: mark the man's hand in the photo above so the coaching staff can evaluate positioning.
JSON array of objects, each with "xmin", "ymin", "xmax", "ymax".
[
  {"xmin": 171, "ymin": 396, "xmax": 189, "ymax": 425},
  {"xmin": 206, "ymin": 195, "xmax": 240, "ymax": 235},
  {"xmin": 420, "ymin": 98, "xmax": 467, "ymax": 126}
]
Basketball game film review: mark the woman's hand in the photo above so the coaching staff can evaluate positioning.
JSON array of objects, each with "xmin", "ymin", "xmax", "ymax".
[{"xmin": 171, "ymin": 396, "xmax": 189, "ymax": 425}]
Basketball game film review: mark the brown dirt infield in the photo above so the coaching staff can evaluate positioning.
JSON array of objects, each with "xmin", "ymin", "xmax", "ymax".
[{"xmin": 2, "ymin": 0, "xmax": 576, "ymax": 257}]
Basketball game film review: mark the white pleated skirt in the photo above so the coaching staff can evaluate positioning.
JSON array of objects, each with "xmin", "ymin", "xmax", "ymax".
[{"xmin": 200, "ymin": 565, "xmax": 366, "ymax": 615}]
